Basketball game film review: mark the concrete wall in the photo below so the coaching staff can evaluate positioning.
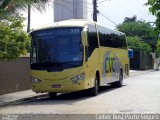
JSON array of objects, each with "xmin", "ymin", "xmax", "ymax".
[
  {"xmin": 130, "ymin": 51, "xmax": 153, "ymax": 70},
  {"xmin": 54, "ymin": 0, "xmax": 87, "ymax": 22},
  {"xmin": 0, "ymin": 57, "xmax": 30, "ymax": 95}
]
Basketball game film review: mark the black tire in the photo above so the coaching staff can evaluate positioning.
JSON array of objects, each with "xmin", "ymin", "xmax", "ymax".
[
  {"xmin": 89, "ymin": 76, "xmax": 99, "ymax": 96},
  {"xmin": 49, "ymin": 92, "xmax": 57, "ymax": 98},
  {"xmin": 111, "ymin": 70, "xmax": 123, "ymax": 88}
]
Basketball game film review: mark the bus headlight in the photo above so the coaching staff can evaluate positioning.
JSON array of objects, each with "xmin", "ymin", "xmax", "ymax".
[
  {"xmin": 31, "ymin": 76, "xmax": 41, "ymax": 83},
  {"xmin": 71, "ymin": 73, "xmax": 85, "ymax": 83}
]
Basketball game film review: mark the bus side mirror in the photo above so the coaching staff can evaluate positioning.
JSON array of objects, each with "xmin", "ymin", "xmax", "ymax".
[{"xmin": 128, "ymin": 49, "xmax": 133, "ymax": 59}]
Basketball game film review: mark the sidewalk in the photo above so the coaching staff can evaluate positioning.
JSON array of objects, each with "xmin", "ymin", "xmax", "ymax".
[
  {"xmin": 129, "ymin": 69, "xmax": 154, "ymax": 77},
  {"xmin": 0, "ymin": 69, "xmax": 155, "ymax": 107},
  {"xmin": 0, "ymin": 90, "xmax": 47, "ymax": 107}
]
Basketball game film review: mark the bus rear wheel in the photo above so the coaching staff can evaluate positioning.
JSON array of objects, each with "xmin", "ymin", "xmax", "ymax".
[
  {"xmin": 89, "ymin": 76, "xmax": 99, "ymax": 96},
  {"xmin": 111, "ymin": 70, "xmax": 123, "ymax": 88},
  {"xmin": 49, "ymin": 92, "xmax": 57, "ymax": 98}
]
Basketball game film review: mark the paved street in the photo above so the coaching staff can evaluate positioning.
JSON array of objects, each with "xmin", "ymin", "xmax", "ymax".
[{"xmin": 0, "ymin": 70, "xmax": 160, "ymax": 114}]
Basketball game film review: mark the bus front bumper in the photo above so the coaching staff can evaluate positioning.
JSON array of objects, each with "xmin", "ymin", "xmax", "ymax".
[{"xmin": 32, "ymin": 79, "xmax": 89, "ymax": 93}]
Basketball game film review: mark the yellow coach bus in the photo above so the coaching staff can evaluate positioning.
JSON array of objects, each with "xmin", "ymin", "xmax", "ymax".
[{"xmin": 30, "ymin": 19, "xmax": 129, "ymax": 97}]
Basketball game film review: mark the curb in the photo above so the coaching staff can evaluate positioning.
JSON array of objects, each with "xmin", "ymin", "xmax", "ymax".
[{"xmin": 0, "ymin": 94, "xmax": 48, "ymax": 107}]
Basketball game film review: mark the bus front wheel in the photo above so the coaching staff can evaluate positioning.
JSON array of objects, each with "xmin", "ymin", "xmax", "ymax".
[
  {"xmin": 49, "ymin": 92, "xmax": 57, "ymax": 98},
  {"xmin": 89, "ymin": 76, "xmax": 99, "ymax": 96}
]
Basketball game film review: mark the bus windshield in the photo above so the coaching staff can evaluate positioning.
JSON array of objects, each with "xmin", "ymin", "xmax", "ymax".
[{"xmin": 31, "ymin": 27, "xmax": 83, "ymax": 70}]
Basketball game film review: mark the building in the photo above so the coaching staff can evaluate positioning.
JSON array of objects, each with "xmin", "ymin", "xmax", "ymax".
[{"xmin": 54, "ymin": 0, "xmax": 88, "ymax": 22}]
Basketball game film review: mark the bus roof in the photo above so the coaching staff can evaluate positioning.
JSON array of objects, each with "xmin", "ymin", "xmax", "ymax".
[
  {"xmin": 30, "ymin": 19, "xmax": 125, "ymax": 35},
  {"xmin": 30, "ymin": 19, "xmax": 94, "ymax": 33}
]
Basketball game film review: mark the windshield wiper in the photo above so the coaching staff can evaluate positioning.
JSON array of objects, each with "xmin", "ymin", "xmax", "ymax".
[
  {"xmin": 62, "ymin": 62, "xmax": 81, "ymax": 67},
  {"xmin": 32, "ymin": 61, "xmax": 62, "ymax": 67}
]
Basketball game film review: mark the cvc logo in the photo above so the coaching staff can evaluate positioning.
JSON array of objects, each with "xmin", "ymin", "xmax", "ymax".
[{"xmin": 105, "ymin": 55, "xmax": 115, "ymax": 73}]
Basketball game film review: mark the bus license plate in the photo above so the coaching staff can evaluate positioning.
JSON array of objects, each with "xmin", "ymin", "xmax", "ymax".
[{"xmin": 52, "ymin": 84, "xmax": 61, "ymax": 88}]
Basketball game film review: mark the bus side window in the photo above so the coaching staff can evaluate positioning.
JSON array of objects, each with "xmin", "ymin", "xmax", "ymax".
[
  {"xmin": 98, "ymin": 25, "xmax": 127, "ymax": 49},
  {"xmin": 87, "ymin": 24, "xmax": 99, "ymax": 57}
]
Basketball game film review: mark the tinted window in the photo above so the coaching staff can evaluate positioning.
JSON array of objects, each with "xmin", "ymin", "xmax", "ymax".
[
  {"xmin": 30, "ymin": 27, "xmax": 83, "ymax": 70},
  {"xmin": 98, "ymin": 26, "xmax": 127, "ymax": 49},
  {"xmin": 88, "ymin": 24, "xmax": 99, "ymax": 56}
]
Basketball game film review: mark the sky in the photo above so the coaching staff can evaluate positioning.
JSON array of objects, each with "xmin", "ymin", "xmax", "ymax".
[
  {"xmin": 22, "ymin": 0, "xmax": 156, "ymax": 30},
  {"xmin": 93, "ymin": 0, "xmax": 156, "ymax": 29}
]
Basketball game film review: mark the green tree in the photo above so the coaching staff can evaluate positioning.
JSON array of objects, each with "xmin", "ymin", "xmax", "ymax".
[
  {"xmin": 156, "ymin": 40, "xmax": 160, "ymax": 56},
  {"xmin": 124, "ymin": 15, "xmax": 137, "ymax": 23},
  {"xmin": 116, "ymin": 16, "xmax": 157, "ymax": 51},
  {"xmin": 146, "ymin": 0, "xmax": 160, "ymax": 33},
  {"xmin": 127, "ymin": 36, "xmax": 152, "ymax": 54},
  {"xmin": 0, "ymin": 0, "xmax": 49, "ymax": 32},
  {"xmin": 0, "ymin": 0, "xmax": 50, "ymax": 61},
  {"xmin": 146, "ymin": 0, "xmax": 160, "ymax": 57},
  {"xmin": 117, "ymin": 17, "xmax": 155, "ymax": 37},
  {"xmin": 0, "ymin": 12, "xmax": 30, "ymax": 61},
  {"xmin": 0, "ymin": 0, "xmax": 48, "ymax": 12}
]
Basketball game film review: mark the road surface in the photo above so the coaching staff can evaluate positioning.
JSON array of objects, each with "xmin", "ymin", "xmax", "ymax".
[{"xmin": 0, "ymin": 71, "xmax": 160, "ymax": 114}]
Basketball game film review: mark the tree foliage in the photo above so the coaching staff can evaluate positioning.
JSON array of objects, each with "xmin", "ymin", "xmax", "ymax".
[
  {"xmin": 127, "ymin": 36, "xmax": 152, "ymax": 54},
  {"xmin": 0, "ymin": 0, "xmax": 49, "ymax": 12},
  {"xmin": 156, "ymin": 40, "xmax": 160, "ymax": 56},
  {"xmin": 116, "ymin": 16, "xmax": 157, "ymax": 52},
  {"xmin": 146, "ymin": 0, "xmax": 160, "ymax": 33},
  {"xmin": 124, "ymin": 15, "xmax": 137, "ymax": 23},
  {"xmin": 0, "ymin": 11, "xmax": 30, "ymax": 61},
  {"xmin": 117, "ymin": 17, "xmax": 155, "ymax": 38},
  {"xmin": 146, "ymin": 0, "xmax": 160, "ymax": 57},
  {"xmin": 0, "ymin": 0, "xmax": 50, "ymax": 61}
]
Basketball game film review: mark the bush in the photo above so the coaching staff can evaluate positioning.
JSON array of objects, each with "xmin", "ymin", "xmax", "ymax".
[
  {"xmin": 0, "ymin": 10, "xmax": 30, "ymax": 61},
  {"xmin": 156, "ymin": 40, "xmax": 160, "ymax": 57},
  {"xmin": 127, "ymin": 36, "xmax": 152, "ymax": 54}
]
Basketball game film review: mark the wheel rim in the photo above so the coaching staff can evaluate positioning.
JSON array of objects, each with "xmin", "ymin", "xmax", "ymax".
[
  {"xmin": 119, "ymin": 72, "xmax": 123, "ymax": 85},
  {"xmin": 49, "ymin": 92, "xmax": 57, "ymax": 97},
  {"xmin": 95, "ymin": 79, "xmax": 98, "ymax": 94}
]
